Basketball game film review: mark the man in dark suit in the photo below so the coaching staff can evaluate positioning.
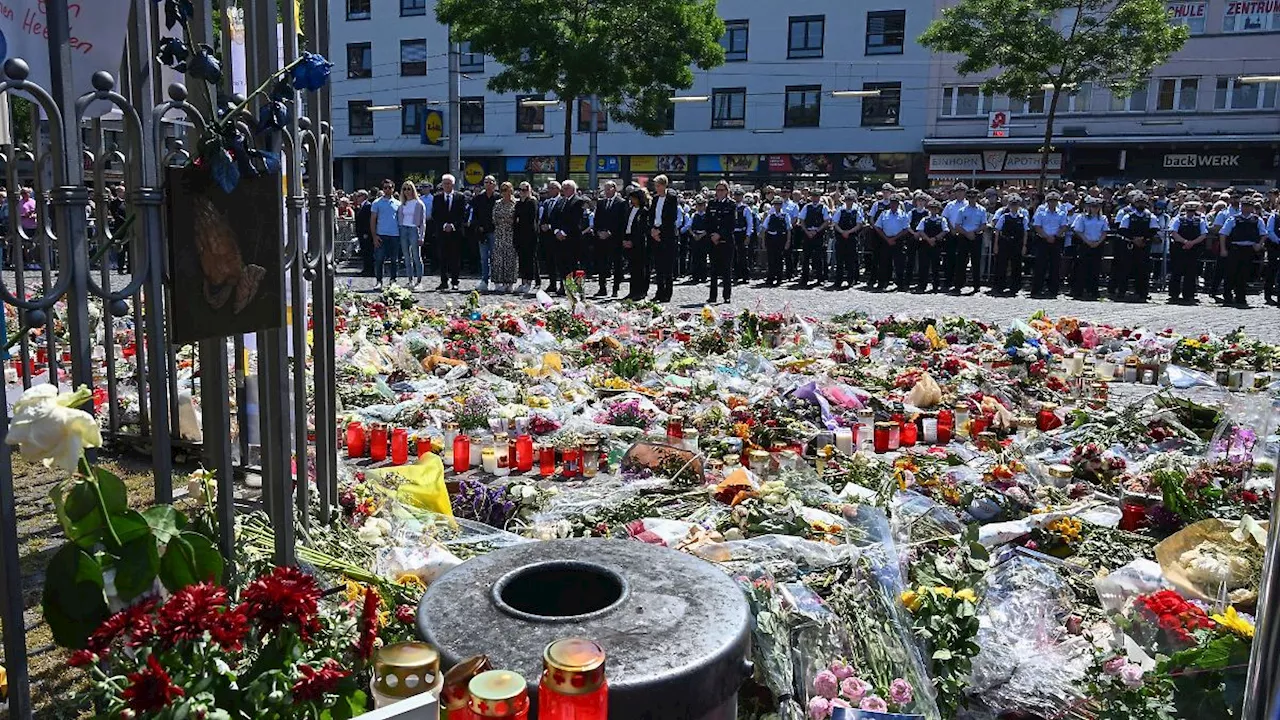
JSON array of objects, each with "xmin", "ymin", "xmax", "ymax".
[
  {"xmin": 706, "ymin": 179, "xmax": 738, "ymax": 304},
  {"xmin": 648, "ymin": 174, "xmax": 679, "ymax": 302},
  {"xmin": 593, "ymin": 180, "xmax": 628, "ymax": 297},
  {"xmin": 353, "ymin": 189, "xmax": 373, "ymax": 276},
  {"xmin": 538, "ymin": 181, "xmax": 563, "ymax": 294},
  {"xmin": 553, "ymin": 179, "xmax": 586, "ymax": 296},
  {"xmin": 432, "ymin": 173, "xmax": 467, "ymax": 290}
]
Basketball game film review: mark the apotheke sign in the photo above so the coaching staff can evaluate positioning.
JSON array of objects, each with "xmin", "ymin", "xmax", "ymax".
[{"xmin": 1163, "ymin": 153, "xmax": 1240, "ymax": 168}]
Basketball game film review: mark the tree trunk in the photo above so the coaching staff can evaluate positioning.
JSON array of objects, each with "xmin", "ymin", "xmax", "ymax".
[
  {"xmin": 562, "ymin": 98, "xmax": 574, "ymax": 181},
  {"xmin": 1039, "ymin": 87, "xmax": 1063, "ymax": 191}
]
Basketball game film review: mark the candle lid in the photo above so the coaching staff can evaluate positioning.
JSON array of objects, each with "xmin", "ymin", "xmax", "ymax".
[
  {"xmin": 748, "ymin": 449, "xmax": 770, "ymax": 460},
  {"xmin": 374, "ymin": 641, "xmax": 440, "ymax": 699},
  {"xmin": 469, "ymin": 670, "xmax": 529, "ymax": 717},
  {"xmin": 443, "ymin": 655, "xmax": 493, "ymax": 710},
  {"xmin": 1040, "ymin": 402, "xmax": 1059, "ymax": 411},
  {"xmin": 543, "ymin": 638, "xmax": 607, "ymax": 695},
  {"xmin": 1047, "ymin": 464, "xmax": 1074, "ymax": 479}
]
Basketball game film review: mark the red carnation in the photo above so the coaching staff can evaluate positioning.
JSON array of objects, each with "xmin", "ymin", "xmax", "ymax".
[
  {"xmin": 394, "ymin": 604, "xmax": 416, "ymax": 625},
  {"xmin": 122, "ymin": 654, "xmax": 185, "ymax": 713},
  {"xmin": 87, "ymin": 597, "xmax": 159, "ymax": 655},
  {"xmin": 208, "ymin": 604, "xmax": 251, "ymax": 652},
  {"xmin": 292, "ymin": 658, "xmax": 351, "ymax": 702},
  {"xmin": 355, "ymin": 586, "xmax": 381, "ymax": 661},
  {"xmin": 156, "ymin": 583, "xmax": 230, "ymax": 648},
  {"xmin": 241, "ymin": 566, "xmax": 322, "ymax": 642},
  {"xmin": 68, "ymin": 650, "xmax": 97, "ymax": 668}
]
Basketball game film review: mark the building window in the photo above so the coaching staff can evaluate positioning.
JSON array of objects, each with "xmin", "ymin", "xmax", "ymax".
[
  {"xmin": 517, "ymin": 94, "xmax": 546, "ymax": 133},
  {"xmin": 788, "ymin": 16, "xmax": 825, "ymax": 59},
  {"xmin": 1215, "ymin": 77, "xmax": 1279, "ymax": 110},
  {"xmin": 1022, "ymin": 83, "xmax": 1093, "ymax": 114},
  {"xmin": 400, "ymin": 39, "xmax": 427, "ymax": 76},
  {"xmin": 577, "ymin": 98, "xmax": 608, "ymax": 132},
  {"xmin": 401, "ymin": 99, "xmax": 426, "ymax": 135},
  {"xmin": 662, "ymin": 103, "xmax": 676, "ymax": 132},
  {"xmin": 1156, "ymin": 77, "xmax": 1198, "ymax": 111},
  {"xmin": 866, "ymin": 10, "xmax": 906, "ymax": 55},
  {"xmin": 461, "ymin": 97, "xmax": 485, "ymax": 133},
  {"xmin": 346, "ymin": 0, "xmax": 370, "ymax": 20},
  {"xmin": 940, "ymin": 85, "xmax": 989, "ymax": 117},
  {"xmin": 459, "ymin": 41, "xmax": 485, "ymax": 73},
  {"xmin": 346, "ymin": 42, "xmax": 371, "ymax": 79},
  {"xmin": 861, "ymin": 82, "xmax": 900, "ymax": 127},
  {"xmin": 1166, "ymin": 1, "xmax": 1207, "ymax": 34},
  {"xmin": 400, "ymin": 0, "xmax": 426, "ymax": 16},
  {"xmin": 711, "ymin": 87, "xmax": 747, "ymax": 129},
  {"xmin": 348, "ymin": 100, "xmax": 373, "ymax": 136},
  {"xmin": 1108, "ymin": 81, "xmax": 1150, "ymax": 112},
  {"xmin": 784, "ymin": 85, "xmax": 821, "ymax": 128},
  {"xmin": 1223, "ymin": 2, "xmax": 1280, "ymax": 32},
  {"xmin": 722, "ymin": 20, "xmax": 749, "ymax": 62}
]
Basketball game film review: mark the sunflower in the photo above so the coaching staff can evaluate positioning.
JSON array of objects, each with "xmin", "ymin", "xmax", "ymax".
[{"xmin": 1211, "ymin": 606, "xmax": 1255, "ymax": 639}]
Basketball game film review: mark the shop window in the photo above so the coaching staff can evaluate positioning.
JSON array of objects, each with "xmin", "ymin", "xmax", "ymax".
[
  {"xmin": 1215, "ymin": 77, "xmax": 1279, "ymax": 110},
  {"xmin": 459, "ymin": 42, "xmax": 485, "ymax": 73},
  {"xmin": 348, "ymin": 100, "xmax": 374, "ymax": 136},
  {"xmin": 1222, "ymin": 2, "xmax": 1280, "ymax": 32},
  {"xmin": 347, "ymin": 42, "xmax": 371, "ymax": 79},
  {"xmin": 1108, "ymin": 81, "xmax": 1150, "ymax": 112},
  {"xmin": 400, "ymin": 0, "xmax": 426, "ymax": 16},
  {"xmin": 866, "ymin": 11, "xmax": 905, "ymax": 55},
  {"xmin": 784, "ymin": 85, "xmax": 821, "ymax": 128},
  {"xmin": 401, "ymin": 39, "xmax": 427, "ymax": 76},
  {"xmin": 722, "ymin": 20, "xmax": 749, "ymax": 62},
  {"xmin": 788, "ymin": 16, "xmax": 824, "ymax": 59},
  {"xmin": 461, "ymin": 97, "xmax": 485, "ymax": 133},
  {"xmin": 861, "ymin": 82, "xmax": 900, "ymax": 127},
  {"xmin": 401, "ymin": 99, "xmax": 426, "ymax": 135},
  {"xmin": 1156, "ymin": 77, "xmax": 1198, "ymax": 111},
  {"xmin": 941, "ymin": 85, "xmax": 988, "ymax": 117},
  {"xmin": 712, "ymin": 88, "xmax": 747, "ymax": 129},
  {"xmin": 347, "ymin": 0, "xmax": 370, "ymax": 20},
  {"xmin": 577, "ymin": 98, "xmax": 609, "ymax": 132},
  {"xmin": 517, "ymin": 94, "xmax": 546, "ymax": 133}
]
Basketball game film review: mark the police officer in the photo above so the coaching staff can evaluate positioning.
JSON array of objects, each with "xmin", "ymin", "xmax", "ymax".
[
  {"xmin": 914, "ymin": 199, "xmax": 949, "ymax": 293},
  {"xmin": 1070, "ymin": 196, "xmax": 1108, "ymax": 301},
  {"xmin": 831, "ymin": 193, "xmax": 865, "ymax": 289},
  {"xmin": 1031, "ymin": 190, "xmax": 1070, "ymax": 298},
  {"xmin": 706, "ymin": 179, "xmax": 738, "ymax": 304},
  {"xmin": 1167, "ymin": 200, "xmax": 1208, "ymax": 305},
  {"xmin": 941, "ymin": 183, "xmax": 968, "ymax": 291},
  {"xmin": 799, "ymin": 188, "xmax": 830, "ymax": 286},
  {"xmin": 951, "ymin": 188, "xmax": 989, "ymax": 295},
  {"xmin": 687, "ymin": 197, "xmax": 708, "ymax": 284},
  {"xmin": 991, "ymin": 195, "xmax": 1030, "ymax": 296},
  {"xmin": 873, "ymin": 194, "xmax": 912, "ymax": 291},
  {"xmin": 762, "ymin": 197, "xmax": 790, "ymax": 286},
  {"xmin": 1267, "ymin": 203, "xmax": 1280, "ymax": 305},
  {"xmin": 733, "ymin": 188, "xmax": 755, "ymax": 283},
  {"xmin": 904, "ymin": 192, "xmax": 930, "ymax": 290},
  {"xmin": 783, "ymin": 189, "xmax": 803, "ymax": 279},
  {"xmin": 1219, "ymin": 196, "xmax": 1267, "ymax": 308},
  {"xmin": 864, "ymin": 185, "xmax": 893, "ymax": 287},
  {"xmin": 1116, "ymin": 194, "xmax": 1157, "ymax": 302}
]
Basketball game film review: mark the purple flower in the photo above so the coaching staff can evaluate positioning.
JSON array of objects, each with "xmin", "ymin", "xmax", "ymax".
[
  {"xmin": 807, "ymin": 695, "xmax": 831, "ymax": 720},
  {"xmin": 860, "ymin": 696, "xmax": 889, "ymax": 712},
  {"xmin": 829, "ymin": 660, "xmax": 854, "ymax": 681},
  {"xmin": 813, "ymin": 669, "xmax": 839, "ymax": 699},
  {"xmin": 1119, "ymin": 663, "xmax": 1145, "ymax": 689},
  {"xmin": 840, "ymin": 676, "xmax": 870, "ymax": 704},
  {"xmin": 888, "ymin": 678, "xmax": 913, "ymax": 705}
]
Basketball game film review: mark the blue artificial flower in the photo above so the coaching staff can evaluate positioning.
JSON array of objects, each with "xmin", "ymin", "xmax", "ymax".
[
  {"xmin": 1006, "ymin": 347, "xmax": 1018, "ymax": 357},
  {"xmin": 156, "ymin": 37, "xmax": 190, "ymax": 72},
  {"xmin": 188, "ymin": 45, "xmax": 222, "ymax": 84},
  {"xmin": 257, "ymin": 100, "xmax": 290, "ymax": 134},
  {"xmin": 290, "ymin": 52, "xmax": 333, "ymax": 92},
  {"xmin": 210, "ymin": 150, "xmax": 241, "ymax": 193},
  {"xmin": 159, "ymin": 0, "xmax": 195, "ymax": 31}
]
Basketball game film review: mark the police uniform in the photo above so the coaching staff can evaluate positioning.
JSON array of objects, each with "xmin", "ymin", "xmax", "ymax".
[
  {"xmin": 1168, "ymin": 210, "xmax": 1208, "ymax": 303},
  {"xmin": 992, "ymin": 204, "xmax": 1030, "ymax": 295},
  {"xmin": 1267, "ymin": 212, "xmax": 1280, "ymax": 304},
  {"xmin": 941, "ymin": 195, "xmax": 968, "ymax": 290},
  {"xmin": 800, "ymin": 200, "xmax": 830, "ymax": 284},
  {"xmin": 952, "ymin": 200, "xmax": 989, "ymax": 292},
  {"xmin": 687, "ymin": 206, "xmax": 708, "ymax": 283},
  {"xmin": 1070, "ymin": 209, "xmax": 1109, "ymax": 300},
  {"xmin": 1208, "ymin": 202, "xmax": 1241, "ymax": 297},
  {"xmin": 763, "ymin": 203, "xmax": 790, "ymax": 285},
  {"xmin": 1031, "ymin": 200, "xmax": 1070, "ymax": 296},
  {"xmin": 832, "ymin": 202, "xmax": 864, "ymax": 287},
  {"xmin": 734, "ymin": 200, "xmax": 756, "ymax": 282},
  {"xmin": 1220, "ymin": 209, "xmax": 1266, "ymax": 307},
  {"xmin": 904, "ymin": 202, "xmax": 930, "ymax": 289},
  {"xmin": 706, "ymin": 194, "xmax": 738, "ymax": 303},
  {"xmin": 874, "ymin": 203, "xmax": 913, "ymax": 290},
  {"xmin": 914, "ymin": 213, "xmax": 950, "ymax": 292},
  {"xmin": 1116, "ymin": 205, "xmax": 1157, "ymax": 301},
  {"xmin": 782, "ymin": 196, "xmax": 802, "ymax": 278}
]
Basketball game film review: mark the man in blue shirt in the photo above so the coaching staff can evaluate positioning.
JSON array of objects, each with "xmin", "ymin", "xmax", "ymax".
[
  {"xmin": 951, "ymin": 188, "xmax": 988, "ymax": 295},
  {"xmin": 1115, "ymin": 194, "xmax": 1158, "ymax": 302},
  {"xmin": 1070, "ymin": 196, "xmax": 1110, "ymax": 300},
  {"xmin": 369, "ymin": 179, "xmax": 402, "ymax": 286},
  {"xmin": 1267, "ymin": 204, "xmax": 1280, "ymax": 305},
  {"xmin": 1031, "ymin": 191, "xmax": 1070, "ymax": 298},
  {"xmin": 873, "ymin": 194, "xmax": 912, "ymax": 291},
  {"xmin": 1168, "ymin": 201, "xmax": 1208, "ymax": 305},
  {"xmin": 1219, "ymin": 196, "xmax": 1267, "ymax": 308}
]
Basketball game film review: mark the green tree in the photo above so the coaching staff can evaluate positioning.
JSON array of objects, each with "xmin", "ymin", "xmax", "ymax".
[
  {"xmin": 919, "ymin": 0, "xmax": 1188, "ymax": 188},
  {"xmin": 436, "ymin": 0, "xmax": 725, "ymax": 182}
]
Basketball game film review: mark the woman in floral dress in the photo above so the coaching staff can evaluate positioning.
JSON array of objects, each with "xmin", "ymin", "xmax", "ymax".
[{"xmin": 490, "ymin": 181, "xmax": 518, "ymax": 292}]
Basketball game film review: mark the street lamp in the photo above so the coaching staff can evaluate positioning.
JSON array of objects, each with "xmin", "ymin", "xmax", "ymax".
[
  {"xmin": 519, "ymin": 98, "xmax": 561, "ymax": 107},
  {"xmin": 668, "ymin": 95, "xmax": 709, "ymax": 103},
  {"xmin": 1237, "ymin": 75, "xmax": 1280, "ymax": 84},
  {"xmin": 830, "ymin": 90, "xmax": 881, "ymax": 98}
]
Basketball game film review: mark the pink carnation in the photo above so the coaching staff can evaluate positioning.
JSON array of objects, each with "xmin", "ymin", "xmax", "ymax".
[
  {"xmin": 807, "ymin": 695, "xmax": 832, "ymax": 720},
  {"xmin": 813, "ymin": 669, "xmax": 839, "ymax": 699},
  {"xmin": 889, "ymin": 678, "xmax": 913, "ymax": 705},
  {"xmin": 840, "ymin": 676, "xmax": 870, "ymax": 704},
  {"xmin": 860, "ymin": 696, "xmax": 889, "ymax": 712}
]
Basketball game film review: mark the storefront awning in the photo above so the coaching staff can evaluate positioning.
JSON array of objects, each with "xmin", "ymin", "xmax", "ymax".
[{"xmin": 923, "ymin": 134, "xmax": 1280, "ymax": 148}]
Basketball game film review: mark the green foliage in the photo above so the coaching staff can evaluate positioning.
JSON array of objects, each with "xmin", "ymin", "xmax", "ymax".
[
  {"xmin": 436, "ymin": 0, "xmax": 725, "ymax": 136},
  {"xmin": 1162, "ymin": 630, "xmax": 1252, "ymax": 718}
]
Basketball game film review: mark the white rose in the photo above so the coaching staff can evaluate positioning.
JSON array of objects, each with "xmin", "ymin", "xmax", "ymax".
[{"xmin": 7, "ymin": 384, "xmax": 103, "ymax": 471}]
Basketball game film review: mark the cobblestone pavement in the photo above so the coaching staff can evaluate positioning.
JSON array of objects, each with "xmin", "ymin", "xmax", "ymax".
[{"xmin": 337, "ymin": 270, "xmax": 1279, "ymax": 341}]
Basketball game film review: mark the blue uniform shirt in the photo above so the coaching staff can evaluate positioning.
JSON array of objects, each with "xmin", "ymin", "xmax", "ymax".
[{"xmin": 875, "ymin": 207, "xmax": 913, "ymax": 236}]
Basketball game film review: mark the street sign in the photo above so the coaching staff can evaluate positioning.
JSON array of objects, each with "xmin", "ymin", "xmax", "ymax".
[{"xmin": 987, "ymin": 111, "xmax": 1009, "ymax": 138}]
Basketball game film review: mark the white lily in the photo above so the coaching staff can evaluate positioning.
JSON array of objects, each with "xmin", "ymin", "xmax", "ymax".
[{"xmin": 7, "ymin": 384, "xmax": 102, "ymax": 472}]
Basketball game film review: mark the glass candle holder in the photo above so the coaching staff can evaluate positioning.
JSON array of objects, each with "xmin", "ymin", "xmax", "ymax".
[
  {"xmin": 539, "ymin": 638, "xmax": 608, "ymax": 720},
  {"xmin": 453, "ymin": 435, "xmax": 472, "ymax": 473},
  {"xmin": 900, "ymin": 420, "xmax": 917, "ymax": 448},
  {"xmin": 1037, "ymin": 404, "xmax": 1063, "ymax": 432},
  {"xmin": 416, "ymin": 435, "xmax": 431, "ymax": 460},
  {"xmin": 390, "ymin": 428, "xmax": 409, "ymax": 465},
  {"xmin": 562, "ymin": 447, "xmax": 582, "ymax": 478},
  {"xmin": 873, "ymin": 423, "xmax": 892, "ymax": 454},
  {"xmin": 516, "ymin": 435, "xmax": 534, "ymax": 473},
  {"xmin": 539, "ymin": 444, "xmax": 557, "ymax": 477},
  {"xmin": 887, "ymin": 423, "xmax": 900, "ymax": 451},
  {"xmin": 583, "ymin": 441, "xmax": 600, "ymax": 477},
  {"xmin": 370, "ymin": 424, "xmax": 389, "ymax": 463},
  {"xmin": 443, "ymin": 424, "xmax": 459, "ymax": 465},
  {"xmin": 481, "ymin": 445, "xmax": 499, "ymax": 475},
  {"xmin": 937, "ymin": 420, "xmax": 952, "ymax": 445},
  {"xmin": 346, "ymin": 422, "xmax": 367, "ymax": 458},
  {"xmin": 921, "ymin": 417, "xmax": 938, "ymax": 444}
]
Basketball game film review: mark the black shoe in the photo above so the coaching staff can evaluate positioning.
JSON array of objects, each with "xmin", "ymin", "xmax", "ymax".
[
  {"xmin": 436, "ymin": 283, "xmax": 449, "ymax": 291},
  {"xmin": 708, "ymin": 295, "xmax": 718, "ymax": 304}
]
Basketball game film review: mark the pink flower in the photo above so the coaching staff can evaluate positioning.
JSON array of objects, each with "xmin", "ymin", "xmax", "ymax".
[
  {"xmin": 807, "ymin": 695, "xmax": 832, "ymax": 720},
  {"xmin": 840, "ymin": 676, "xmax": 870, "ymax": 704},
  {"xmin": 830, "ymin": 698, "xmax": 851, "ymax": 710},
  {"xmin": 1120, "ymin": 663, "xmax": 1145, "ymax": 689},
  {"xmin": 1102, "ymin": 657, "xmax": 1126, "ymax": 675},
  {"xmin": 829, "ymin": 661, "xmax": 854, "ymax": 681},
  {"xmin": 813, "ymin": 669, "xmax": 839, "ymax": 699},
  {"xmin": 860, "ymin": 696, "xmax": 889, "ymax": 712},
  {"xmin": 889, "ymin": 678, "xmax": 913, "ymax": 705}
]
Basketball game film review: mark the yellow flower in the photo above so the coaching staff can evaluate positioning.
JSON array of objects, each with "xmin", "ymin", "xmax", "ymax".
[
  {"xmin": 1212, "ymin": 606, "xmax": 1255, "ymax": 639},
  {"xmin": 932, "ymin": 586, "xmax": 955, "ymax": 598},
  {"xmin": 956, "ymin": 588, "xmax": 977, "ymax": 603},
  {"xmin": 900, "ymin": 589, "xmax": 923, "ymax": 612},
  {"xmin": 344, "ymin": 579, "xmax": 365, "ymax": 604},
  {"xmin": 395, "ymin": 573, "xmax": 428, "ymax": 594}
]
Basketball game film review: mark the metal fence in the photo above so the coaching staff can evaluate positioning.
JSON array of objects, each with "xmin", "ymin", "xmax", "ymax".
[{"xmin": 0, "ymin": 0, "xmax": 336, "ymax": 716}]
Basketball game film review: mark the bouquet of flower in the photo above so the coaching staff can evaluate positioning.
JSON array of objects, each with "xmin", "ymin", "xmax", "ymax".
[
  {"xmin": 454, "ymin": 393, "xmax": 495, "ymax": 432},
  {"xmin": 808, "ymin": 662, "xmax": 916, "ymax": 718},
  {"xmin": 595, "ymin": 397, "xmax": 656, "ymax": 430}
]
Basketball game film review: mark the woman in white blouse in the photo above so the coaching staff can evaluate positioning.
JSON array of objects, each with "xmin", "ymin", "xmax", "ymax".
[{"xmin": 398, "ymin": 181, "xmax": 427, "ymax": 289}]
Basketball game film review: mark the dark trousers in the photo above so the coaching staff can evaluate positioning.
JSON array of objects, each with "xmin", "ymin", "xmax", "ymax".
[
  {"xmin": 877, "ymin": 236, "xmax": 904, "ymax": 288},
  {"xmin": 597, "ymin": 237, "xmax": 623, "ymax": 291},
  {"xmin": 1074, "ymin": 243, "xmax": 1103, "ymax": 298},
  {"xmin": 1114, "ymin": 241, "xmax": 1150, "ymax": 299},
  {"xmin": 437, "ymin": 231, "xmax": 461, "ymax": 285},
  {"xmin": 1265, "ymin": 244, "xmax": 1280, "ymax": 300},
  {"xmin": 652, "ymin": 235, "xmax": 676, "ymax": 300},
  {"xmin": 1207, "ymin": 237, "xmax": 1224, "ymax": 295},
  {"xmin": 709, "ymin": 240, "xmax": 734, "ymax": 301},
  {"xmin": 625, "ymin": 239, "xmax": 649, "ymax": 299},
  {"xmin": 765, "ymin": 234, "xmax": 786, "ymax": 284},
  {"xmin": 556, "ymin": 237, "xmax": 581, "ymax": 279},
  {"xmin": 1031, "ymin": 239, "xmax": 1062, "ymax": 295},
  {"xmin": 516, "ymin": 234, "xmax": 538, "ymax": 282},
  {"xmin": 992, "ymin": 239, "xmax": 1022, "ymax": 294},
  {"xmin": 688, "ymin": 235, "xmax": 708, "ymax": 282},
  {"xmin": 538, "ymin": 233, "xmax": 559, "ymax": 290},
  {"xmin": 915, "ymin": 237, "xmax": 942, "ymax": 290},
  {"xmin": 942, "ymin": 234, "xmax": 960, "ymax": 289},
  {"xmin": 734, "ymin": 232, "xmax": 750, "ymax": 282},
  {"xmin": 375, "ymin": 234, "xmax": 401, "ymax": 282},
  {"xmin": 953, "ymin": 234, "xmax": 982, "ymax": 290},
  {"xmin": 833, "ymin": 236, "xmax": 859, "ymax": 285},
  {"xmin": 898, "ymin": 237, "xmax": 917, "ymax": 288},
  {"xmin": 1168, "ymin": 243, "xmax": 1200, "ymax": 301},
  {"xmin": 801, "ymin": 232, "xmax": 825, "ymax": 283},
  {"xmin": 1224, "ymin": 244, "xmax": 1257, "ymax": 305},
  {"xmin": 359, "ymin": 233, "xmax": 374, "ymax": 275},
  {"xmin": 785, "ymin": 230, "xmax": 799, "ymax": 278}
]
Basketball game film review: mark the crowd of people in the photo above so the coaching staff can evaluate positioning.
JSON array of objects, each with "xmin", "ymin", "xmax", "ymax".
[{"xmin": 336, "ymin": 176, "xmax": 1280, "ymax": 309}]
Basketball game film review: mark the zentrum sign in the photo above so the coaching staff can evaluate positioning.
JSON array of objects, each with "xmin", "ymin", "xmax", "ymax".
[{"xmin": 1163, "ymin": 153, "xmax": 1240, "ymax": 168}]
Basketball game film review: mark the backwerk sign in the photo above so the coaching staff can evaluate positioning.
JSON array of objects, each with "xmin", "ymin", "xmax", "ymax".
[{"xmin": 1128, "ymin": 148, "xmax": 1277, "ymax": 178}]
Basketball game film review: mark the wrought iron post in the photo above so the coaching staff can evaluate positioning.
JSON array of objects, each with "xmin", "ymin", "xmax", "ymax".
[{"xmin": 1243, "ymin": 458, "xmax": 1280, "ymax": 719}]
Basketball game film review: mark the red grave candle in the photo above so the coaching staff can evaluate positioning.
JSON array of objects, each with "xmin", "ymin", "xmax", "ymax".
[
  {"xmin": 390, "ymin": 428, "xmax": 409, "ymax": 465},
  {"xmin": 346, "ymin": 422, "xmax": 366, "ymax": 458},
  {"xmin": 538, "ymin": 638, "xmax": 609, "ymax": 720},
  {"xmin": 873, "ymin": 423, "xmax": 892, "ymax": 454},
  {"xmin": 369, "ymin": 424, "xmax": 388, "ymax": 462},
  {"xmin": 453, "ymin": 435, "xmax": 472, "ymax": 473},
  {"xmin": 516, "ymin": 435, "xmax": 534, "ymax": 473},
  {"xmin": 539, "ymin": 445, "xmax": 557, "ymax": 477},
  {"xmin": 900, "ymin": 420, "xmax": 917, "ymax": 448}
]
